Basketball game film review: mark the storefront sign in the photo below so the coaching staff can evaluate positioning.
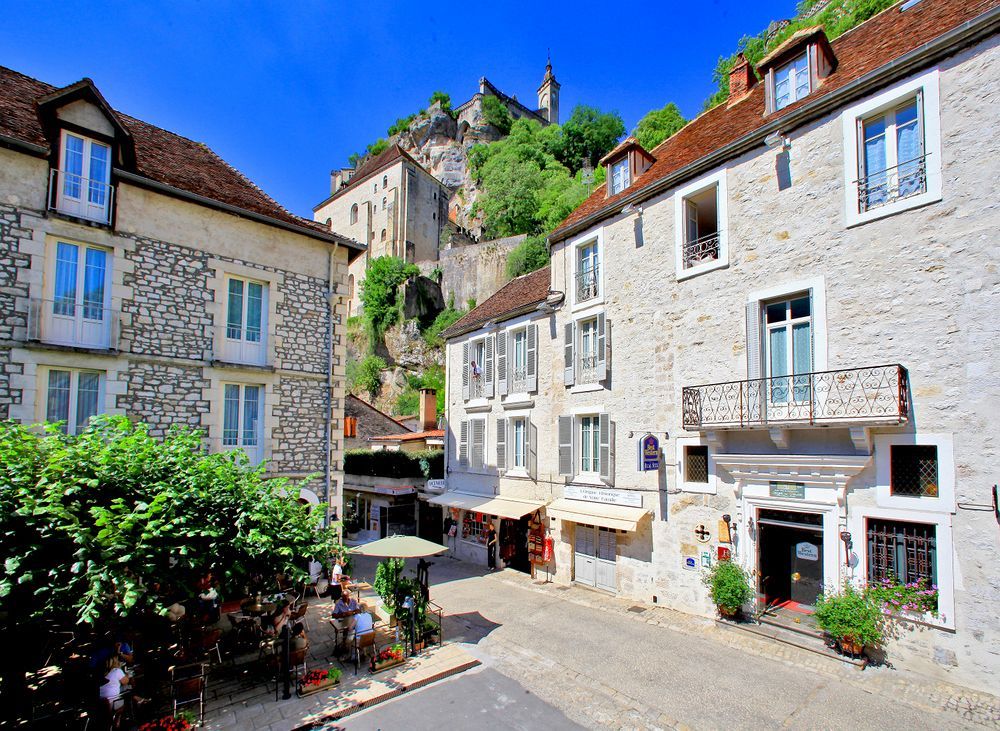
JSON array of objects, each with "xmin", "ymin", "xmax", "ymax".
[
  {"xmin": 700, "ymin": 551, "xmax": 712, "ymax": 568},
  {"xmin": 682, "ymin": 556, "xmax": 698, "ymax": 571},
  {"xmin": 769, "ymin": 481, "xmax": 806, "ymax": 499},
  {"xmin": 564, "ymin": 485, "xmax": 643, "ymax": 508},
  {"xmin": 795, "ymin": 542, "xmax": 819, "ymax": 561},
  {"xmin": 638, "ymin": 433, "xmax": 660, "ymax": 472},
  {"xmin": 425, "ymin": 479, "xmax": 446, "ymax": 493},
  {"xmin": 717, "ymin": 546, "xmax": 732, "ymax": 561}
]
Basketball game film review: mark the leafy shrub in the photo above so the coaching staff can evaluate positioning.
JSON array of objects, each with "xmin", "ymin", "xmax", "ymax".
[
  {"xmin": 703, "ymin": 560, "xmax": 753, "ymax": 613},
  {"xmin": 416, "ymin": 449, "xmax": 444, "ymax": 479},
  {"xmin": 359, "ymin": 256, "xmax": 419, "ymax": 346},
  {"xmin": 506, "ymin": 235, "xmax": 549, "ymax": 278},
  {"xmin": 350, "ymin": 355, "xmax": 386, "ymax": 400},
  {"xmin": 343, "ymin": 448, "xmax": 443, "ymax": 479},
  {"xmin": 866, "ymin": 577, "xmax": 938, "ymax": 615},
  {"xmin": 482, "ymin": 95, "xmax": 513, "ymax": 135},
  {"xmin": 814, "ymin": 583, "xmax": 885, "ymax": 647},
  {"xmin": 423, "ymin": 307, "xmax": 466, "ymax": 347},
  {"xmin": 429, "ymin": 90, "xmax": 454, "ymax": 117},
  {"xmin": 373, "ymin": 558, "xmax": 405, "ymax": 615}
]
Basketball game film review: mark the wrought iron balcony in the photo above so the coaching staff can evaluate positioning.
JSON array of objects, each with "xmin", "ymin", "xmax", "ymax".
[
  {"xmin": 48, "ymin": 169, "xmax": 114, "ymax": 224},
  {"xmin": 578, "ymin": 354, "xmax": 602, "ymax": 384},
  {"xmin": 576, "ymin": 266, "xmax": 599, "ymax": 302},
  {"xmin": 468, "ymin": 374, "xmax": 486, "ymax": 399},
  {"xmin": 857, "ymin": 155, "xmax": 927, "ymax": 213},
  {"xmin": 509, "ymin": 366, "xmax": 528, "ymax": 394},
  {"xmin": 27, "ymin": 297, "xmax": 119, "ymax": 350},
  {"xmin": 682, "ymin": 231, "xmax": 720, "ymax": 270},
  {"xmin": 682, "ymin": 364, "xmax": 909, "ymax": 430}
]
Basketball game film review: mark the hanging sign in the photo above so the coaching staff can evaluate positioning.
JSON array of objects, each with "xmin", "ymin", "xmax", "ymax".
[
  {"xmin": 564, "ymin": 485, "xmax": 643, "ymax": 508},
  {"xmin": 637, "ymin": 433, "xmax": 660, "ymax": 472},
  {"xmin": 795, "ymin": 542, "xmax": 819, "ymax": 561}
]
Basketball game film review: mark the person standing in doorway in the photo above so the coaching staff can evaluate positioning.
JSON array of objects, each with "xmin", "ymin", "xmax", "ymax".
[{"xmin": 486, "ymin": 522, "xmax": 498, "ymax": 571}]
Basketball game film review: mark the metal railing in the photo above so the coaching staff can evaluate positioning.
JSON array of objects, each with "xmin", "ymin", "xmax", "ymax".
[
  {"xmin": 509, "ymin": 366, "xmax": 528, "ymax": 393},
  {"xmin": 27, "ymin": 298, "xmax": 118, "ymax": 350},
  {"xmin": 578, "ymin": 354, "xmax": 602, "ymax": 384},
  {"xmin": 48, "ymin": 169, "xmax": 114, "ymax": 224},
  {"xmin": 468, "ymin": 374, "xmax": 485, "ymax": 399},
  {"xmin": 681, "ymin": 364, "xmax": 909, "ymax": 429},
  {"xmin": 682, "ymin": 231, "xmax": 721, "ymax": 269},
  {"xmin": 576, "ymin": 266, "xmax": 599, "ymax": 302},
  {"xmin": 857, "ymin": 155, "xmax": 927, "ymax": 212}
]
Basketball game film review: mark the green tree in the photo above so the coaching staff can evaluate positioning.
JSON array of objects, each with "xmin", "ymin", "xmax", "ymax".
[
  {"xmin": 0, "ymin": 416, "xmax": 333, "ymax": 713},
  {"xmin": 481, "ymin": 95, "xmax": 513, "ymax": 135},
  {"xmin": 429, "ymin": 90, "xmax": 453, "ymax": 117},
  {"xmin": 506, "ymin": 235, "xmax": 549, "ymax": 278},
  {"xmin": 555, "ymin": 105, "xmax": 626, "ymax": 172},
  {"xmin": 387, "ymin": 115, "xmax": 417, "ymax": 137},
  {"xmin": 353, "ymin": 354, "xmax": 387, "ymax": 400},
  {"xmin": 633, "ymin": 102, "xmax": 687, "ymax": 150},
  {"xmin": 359, "ymin": 255, "xmax": 419, "ymax": 346}
]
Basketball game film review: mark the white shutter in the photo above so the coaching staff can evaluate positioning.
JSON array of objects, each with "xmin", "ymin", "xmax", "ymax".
[
  {"xmin": 471, "ymin": 418, "xmax": 485, "ymax": 470},
  {"xmin": 596, "ymin": 313, "xmax": 607, "ymax": 382},
  {"xmin": 459, "ymin": 419, "xmax": 469, "ymax": 466},
  {"xmin": 599, "ymin": 413, "xmax": 614, "ymax": 486},
  {"xmin": 746, "ymin": 301, "xmax": 762, "ymax": 381},
  {"xmin": 496, "ymin": 330, "xmax": 508, "ymax": 396},
  {"xmin": 526, "ymin": 324, "xmax": 538, "ymax": 392},
  {"xmin": 496, "ymin": 417, "xmax": 507, "ymax": 473},
  {"xmin": 527, "ymin": 417, "xmax": 537, "ymax": 480},
  {"xmin": 685, "ymin": 198, "xmax": 698, "ymax": 246},
  {"xmin": 462, "ymin": 341, "xmax": 470, "ymax": 401},
  {"xmin": 558, "ymin": 415, "xmax": 573, "ymax": 477},
  {"xmin": 563, "ymin": 322, "xmax": 575, "ymax": 386},
  {"xmin": 484, "ymin": 335, "xmax": 494, "ymax": 397}
]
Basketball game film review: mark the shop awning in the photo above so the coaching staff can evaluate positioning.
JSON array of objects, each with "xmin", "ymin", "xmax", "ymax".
[
  {"xmin": 427, "ymin": 492, "xmax": 546, "ymax": 519},
  {"xmin": 546, "ymin": 497, "xmax": 650, "ymax": 532},
  {"xmin": 347, "ymin": 484, "xmax": 417, "ymax": 496}
]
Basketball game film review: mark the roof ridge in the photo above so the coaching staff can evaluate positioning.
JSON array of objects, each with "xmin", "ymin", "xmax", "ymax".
[{"xmin": 347, "ymin": 394, "xmax": 413, "ymax": 432}]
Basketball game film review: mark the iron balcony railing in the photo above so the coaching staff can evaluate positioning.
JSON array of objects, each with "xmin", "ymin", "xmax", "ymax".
[
  {"xmin": 28, "ymin": 297, "xmax": 119, "ymax": 350},
  {"xmin": 468, "ymin": 374, "xmax": 486, "ymax": 399},
  {"xmin": 682, "ymin": 364, "xmax": 909, "ymax": 430},
  {"xmin": 509, "ymin": 366, "xmax": 528, "ymax": 393},
  {"xmin": 578, "ymin": 354, "xmax": 601, "ymax": 384},
  {"xmin": 857, "ymin": 155, "xmax": 927, "ymax": 213},
  {"xmin": 48, "ymin": 169, "xmax": 114, "ymax": 224},
  {"xmin": 682, "ymin": 231, "xmax": 721, "ymax": 269},
  {"xmin": 576, "ymin": 266, "xmax": 599, "ymax": 302}
]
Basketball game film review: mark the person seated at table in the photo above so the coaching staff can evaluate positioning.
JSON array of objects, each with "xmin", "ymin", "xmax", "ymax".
[
  {"xmin": 265, "ymin": 600, "xmax": 292, "ymax": 637},
  {"xmin": 290, "ymin": 622, "xmax": 309, "ymax": 651},
  {"xmin": 353, "ymin": 610, "xmax": 374, "ymax": 639},
  {"xmin": 99, "ymin": 655, "xmax": 133, "ymax": 710}
]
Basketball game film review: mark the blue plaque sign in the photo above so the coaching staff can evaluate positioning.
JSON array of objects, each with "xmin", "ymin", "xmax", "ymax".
[{"xmin": 639, "ymin": 433, "xmax": 660, "ymax": 472}]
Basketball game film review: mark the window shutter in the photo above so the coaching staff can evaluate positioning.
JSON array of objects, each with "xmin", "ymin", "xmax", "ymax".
[
  {"xmin": 496, "ymin": 417, "xmax": 507, "ymax": 473},
  {"xmin": 599, "ymin": 413, "xmax": 614, "ymax": 485},
  {"xmin": 459, "ymin": 419, "xmax": 469, "ymax": 466},
  {"xmin": 764, "ymin": 69, "xmax": 775, "ymax": 114},
  {"xmin": 596, "ymin": 313, "xmax": 607, "ymax": 382},
  {"xmin": 462, "ymin": 341, "xmax": 470, "ymax": 401},
  {"xmin": 497, "ymin": 330, "xmax": 508, "ymax": 396},
  {"xmin": 563, "ymin": 322, "xmax": 575, "ymax": 386},
  {"xmin": 558, "ymin": 415, "xmax": 573, "ymax": 477},
  {"xmin": 526, "ymin": 324, "xmax": 538, "ymax": 392},
  {"xmin": 746, "ymin": 302, "xmax": 762, "ymax": 381},
  {"xmin": 484, "ymin": 335, "xmax": 494, "ymax": 397},
  {"xmin": 527, "ymin": 417, "xmax": 538, "ymax": 480},
  {"xmin": 471, "ymin": 418, "xmax": 485, "ymax": 469}
]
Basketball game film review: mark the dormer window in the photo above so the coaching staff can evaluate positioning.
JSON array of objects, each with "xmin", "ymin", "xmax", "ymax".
[
  {"xmin": 610, "ymin": 157, "xmax": 630, "ymax": 195},
  {"xmin": 54, "ymin": 131, "xmax": 112, "ymax": 223},
  {"xmin": 759, "ymin": 27, "xmax": 837, "ymax": 115},
  {"xmin": 774, "ymin": 53, "xmax": 810, "ymax": 110}
]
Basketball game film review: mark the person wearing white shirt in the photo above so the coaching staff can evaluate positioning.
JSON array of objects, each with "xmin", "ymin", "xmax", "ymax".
[{"xmin": 99, "ymin": 656, "xmax": 131, "ymax": 710}]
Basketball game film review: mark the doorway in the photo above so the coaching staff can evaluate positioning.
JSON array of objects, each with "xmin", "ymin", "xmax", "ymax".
[
  {"xmin": 574, "ymin": 524, "xmax": 616, "ymax": 592},
  {"xmin": 500, "ymin": 516, "xmax": 531, "ymax": 574},
  {"xmin": 757, "ymin": 508, "xmax": 824, "ymax": 610}
]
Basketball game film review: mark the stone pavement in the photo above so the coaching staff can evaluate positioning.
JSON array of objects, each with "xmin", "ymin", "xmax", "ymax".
[{"xmin": 378, "ymin": 555, "xmax": 1000, "ymax": 731}]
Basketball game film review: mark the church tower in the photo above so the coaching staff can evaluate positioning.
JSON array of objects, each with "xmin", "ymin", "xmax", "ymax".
[{"xmin": 537, "ymin": 56, "xmax": 560, "ymax": 125}]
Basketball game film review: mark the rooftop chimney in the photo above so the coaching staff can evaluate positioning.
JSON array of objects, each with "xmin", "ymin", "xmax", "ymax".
[
  {"xmin": 419, "ymin": 388, "xmax": 437, "ymax": 431},
  {"xmin": 728, "ymin": 53, "xmax": 758, "ymax": 103}
]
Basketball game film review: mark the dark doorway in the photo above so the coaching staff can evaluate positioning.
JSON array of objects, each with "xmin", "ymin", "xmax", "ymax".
[
  {"xmin": 500, "ymin": 516, "xmax": 531, "ymax": 574},
  {"xmin": 757, "ymin": 509, "xmax": 823, "ymax": 609},
  {"xmin": 417, "ymin": 501, "xmax": 443, "ymax": 542}
]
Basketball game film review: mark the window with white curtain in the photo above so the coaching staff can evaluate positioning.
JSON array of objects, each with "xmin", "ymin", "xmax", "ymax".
[
  {"xmin": 511, "ymin": 417, "xmax": 526, "ymax": 469},
  {"xmin": 859, "ymin": 96, "xmax": 925, "ymax": 212},
  {"xmin": 45, "ymin": 369, "xmax": 104, "ymax": 434},
  {"xmin": 223, "ymin": 277, "xmax": 267, "ymax": 365},
  {"xmin": 47, "ymin": 241, "xmax": 112, "ymax": 348},
  {"xmin": 774, "ymin": 54, "xmax": 810, "ymax": 110},
  {"xmin": 609, "ymin": 157, "xmax": 630, "ymax": 195},
  {"xmin": 57, "ymin": 131, "xmax": 112, "ymax": 222},
  {"xmin": 580, "ymin": 415, "xmax": 600, "ymax": 474},
  {"xmin": 764, "ymin": 295, "xmax": 812, "ymax": 404},
  {"xmin": 222, "ymin": 383, "xmax": 263, "ymax": 463}
]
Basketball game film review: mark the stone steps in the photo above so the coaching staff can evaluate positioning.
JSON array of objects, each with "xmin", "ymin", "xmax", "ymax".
[{"xmin": 715, "ymin": 619, "xmax": 867, "ymax": 669}]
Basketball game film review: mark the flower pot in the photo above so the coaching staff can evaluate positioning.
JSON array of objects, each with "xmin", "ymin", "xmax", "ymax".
[
  {"xmin": 413, "ymin": 640, "xmax": 425, "ymax": 652},
  {"xmin": 837, "ymin": 636, "xmax": 865, "ymax": 656},
  {"xmin": 297, "ymin": 677, "xmax": 340, "ymax": 697},
  {"xmin": 346, "ymin": 530, "xmax": 359, "ymax": 541},
  {"xmin": 717, "ymin": 605, "xmax": 739, "ymax": 619},
  {"xmin": 370, "ymin": 657, "xmax": 406, "ymax": 673}
]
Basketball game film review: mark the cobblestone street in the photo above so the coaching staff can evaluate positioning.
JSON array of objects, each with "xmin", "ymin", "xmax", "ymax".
[{"xmin": 347, "ymin": 556, "xmax": 1000, "ymax": 731}]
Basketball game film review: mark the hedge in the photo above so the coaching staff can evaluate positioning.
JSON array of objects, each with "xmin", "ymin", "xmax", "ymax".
[{"xmin": 344, "ymin": 448, "xmax": 443, "ymax": 480}]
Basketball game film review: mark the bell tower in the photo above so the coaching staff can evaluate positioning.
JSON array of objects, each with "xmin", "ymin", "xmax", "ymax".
[{"xmin": 537, "ymin": 55, "xmax": 560, "ymax": 125}]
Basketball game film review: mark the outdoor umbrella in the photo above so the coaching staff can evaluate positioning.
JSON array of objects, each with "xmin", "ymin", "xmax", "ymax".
[{"xmin": 348, "ymin": 534, "xmax": 448, "ymax": 558}]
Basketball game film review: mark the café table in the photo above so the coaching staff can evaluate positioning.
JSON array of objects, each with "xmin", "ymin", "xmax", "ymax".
[{"xmin": 243, "ymin": 602, "xmax": 276, "ymax": 617}]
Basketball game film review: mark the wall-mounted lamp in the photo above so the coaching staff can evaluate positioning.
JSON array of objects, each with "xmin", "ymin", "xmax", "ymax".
[
  {"xmin": 764, "ymin": 130, "xmax": 791, "ymax": 150},
  {"xmin": 621, "ymin": 202, "xmax": 644, "ymax": 216},
  {"xmin": 840, "ymin": 530, "xmax": 853, "ymax": 567}
]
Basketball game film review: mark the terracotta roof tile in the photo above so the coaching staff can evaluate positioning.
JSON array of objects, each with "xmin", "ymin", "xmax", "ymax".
[
  {"xmin": 320, "ymin": 144, "xmax": 428, "ymax": 206},
  {"xmin": 551, "ymin": 0, "xmax": 996, "ymax": 241},
  {"xmin": 441, "ymin": 266, "xmax": 551, "ymax": 339},
  {"xmin": 0, "ymin": 65, "xmax": 360, "ymax": 248},
  {"xmin": 370, "ymin": 429, "xmax": 445, "ymax": 442}
]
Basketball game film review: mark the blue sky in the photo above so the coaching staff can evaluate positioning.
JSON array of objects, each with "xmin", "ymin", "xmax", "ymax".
[{"xmin": 3, "ymin": 0, "xmax": 792, "ymax": 217}]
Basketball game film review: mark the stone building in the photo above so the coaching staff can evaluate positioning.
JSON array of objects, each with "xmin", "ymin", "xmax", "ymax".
[
  {"xmin": 440, "ymin": 0, "xmax": 999, "ymax": 693},
  {"xmin": 0, "ymin": 65, "xmax": 364, "ymax": 517}
]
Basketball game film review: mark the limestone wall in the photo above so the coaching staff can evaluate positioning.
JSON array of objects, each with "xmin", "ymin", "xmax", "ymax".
[{"xmin": 422, "ymin": 234, "xmax": 525, "ymax": 310}]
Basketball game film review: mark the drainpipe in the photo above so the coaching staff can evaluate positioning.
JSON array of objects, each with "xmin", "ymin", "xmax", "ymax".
[{"xmin": 326, "ymin": 242, "xmax": 340, "ymax": 529}]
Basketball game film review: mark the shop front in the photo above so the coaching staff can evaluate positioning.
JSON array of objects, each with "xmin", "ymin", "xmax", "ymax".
[
  {"xmin": 343, "ymin": 483, "xmax": 418, "ymax": 544},
  {"xmin": 547, "ymin": 486, "xmax": 651, "ymax": 594}
]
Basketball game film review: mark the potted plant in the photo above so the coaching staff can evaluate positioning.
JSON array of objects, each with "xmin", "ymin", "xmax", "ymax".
[
  {"xmin": 373, "ymin": 557, "xmax": 405, "ymax": 622},
  {"xmin": 138, "ymin": 711, "xmax": 196, "ymax": 731},
  {"xmin": 343, "ymin": 513, "xmax": 361, "ymax": 541},
  {"xmin": 703, "ymin": 559, "xmax": 753, "ymax": 619},
  {"xmin": 297, "ymin": 666, "xmax": 342, "ymax": 697},
  {"xmin": 370, "ymin": 643, "xmax": 406, "ymax": 672},
  {"xmin": 814, "ymin": 584, "xmax": 884, "ymax": 657}
]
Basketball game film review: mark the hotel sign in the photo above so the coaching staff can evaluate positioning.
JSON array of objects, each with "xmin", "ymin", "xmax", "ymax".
[
  {"xmin": 637, "ymin": 433, "xmax": 660, "ymax": 472},
  {"xmin": 564, "ymin": 485, "xmax": 643, "ymax": 508},
  {"xmin": 769, "ymin": 481, "xmax": 806, "ymax": 499}
]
